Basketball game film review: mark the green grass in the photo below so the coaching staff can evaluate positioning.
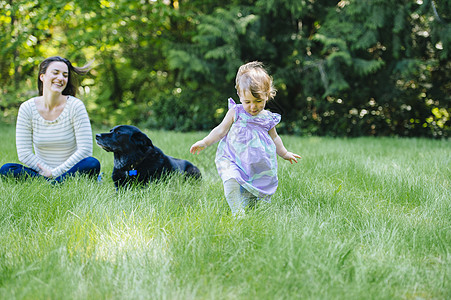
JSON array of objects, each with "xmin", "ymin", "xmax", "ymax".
[{"xmin": 0, "ymin": 123, "xmax": 450, "ymax": 299}]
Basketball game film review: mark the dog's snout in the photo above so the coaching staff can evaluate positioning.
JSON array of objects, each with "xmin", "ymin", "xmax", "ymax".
[{"xmin": 96, "ymin": 133, "xmax": 102, "ymax": 139}]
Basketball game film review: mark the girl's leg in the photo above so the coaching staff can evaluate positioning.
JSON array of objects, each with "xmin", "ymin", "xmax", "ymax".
[
  {"xmin": 223, "ymin": 179, "xmax": 246, "ymax": 216},
  {"xmin": 0, "ymin": 163, "xmax": 41, "ymax": 179},
  {"xmin": 240, "ymin": 186, "xmax": 258, "ymax": 209},
  {"xmin": 54, "ymin": 157, "xmax": 101, "ymax": 183}
]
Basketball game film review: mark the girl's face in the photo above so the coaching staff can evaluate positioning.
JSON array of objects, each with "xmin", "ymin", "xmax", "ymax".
[
  {"xmin": 239, "ymin": 89, "xmax": 266, "ymax": 116},
  {"xmin": 40, "ymin": 61, "xmax": 69, "ymax": 94}
]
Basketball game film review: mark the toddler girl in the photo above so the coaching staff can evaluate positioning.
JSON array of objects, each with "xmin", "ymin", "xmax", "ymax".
[{"xmin": 190, "ymin": 61, "xmax": 301, "ymax": 216}]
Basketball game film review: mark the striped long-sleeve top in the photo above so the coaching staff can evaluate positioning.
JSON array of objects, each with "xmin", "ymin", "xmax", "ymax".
[{"xmin": 16, "ymin": 96, "xmax": 93, "ymax": 178}]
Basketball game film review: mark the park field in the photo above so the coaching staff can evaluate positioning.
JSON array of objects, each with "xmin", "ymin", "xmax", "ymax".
[{"xmin": 0, "ymin": 123, "xmax": 450, "ymax": 299}]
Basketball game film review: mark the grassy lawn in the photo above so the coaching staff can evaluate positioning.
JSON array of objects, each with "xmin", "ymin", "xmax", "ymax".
[{"xmin": 0, "ymin": 122, "xmax": 449, "ymax": 299}]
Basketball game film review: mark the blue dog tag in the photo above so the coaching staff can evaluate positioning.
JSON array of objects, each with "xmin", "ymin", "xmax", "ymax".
[{"xmin": 128, "ymin": 170, "xmax": 138, "ymax": 176}]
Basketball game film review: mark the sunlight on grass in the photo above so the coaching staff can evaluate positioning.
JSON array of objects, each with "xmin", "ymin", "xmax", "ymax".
[{"xmin": 0, "ymin": 125, "xmax": 450, "ymax": 299}]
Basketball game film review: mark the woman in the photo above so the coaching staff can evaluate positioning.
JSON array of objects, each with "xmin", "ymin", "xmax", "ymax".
[{"xmin": 0, "ymin": 56, "xmax": 100, "ymax": 182}]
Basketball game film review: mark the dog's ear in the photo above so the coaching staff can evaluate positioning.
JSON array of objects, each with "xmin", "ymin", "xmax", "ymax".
[{"xmin": 132, "ymin": 131, "xmax": 154, "ymax": 150}]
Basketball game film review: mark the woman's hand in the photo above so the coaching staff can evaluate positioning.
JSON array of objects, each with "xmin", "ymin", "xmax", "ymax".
[
  {"xmin": 37, "ymin": 163, "xmax": 53, "ymax": 178},
  {"xmin": 282, "ymin": 152, "xmax": 301, "ymax": 164},
  {"xmin": 190, "ymin": 140, "xmax": 208, "ymax": 155}
]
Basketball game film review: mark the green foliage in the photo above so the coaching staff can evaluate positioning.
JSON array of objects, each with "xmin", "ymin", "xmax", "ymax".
[
  {"xmin": 352, "ymin": 58, "xmax": 385, "ymax": 76},
  {"xmin": 0, "ymin": 0, "xmax": 449, "ymax": 137}
]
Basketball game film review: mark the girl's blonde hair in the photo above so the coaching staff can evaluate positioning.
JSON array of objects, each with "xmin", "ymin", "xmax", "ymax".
[{"xmin": 235, "ymin": 61, "xmax": 276, "ymax": 101}]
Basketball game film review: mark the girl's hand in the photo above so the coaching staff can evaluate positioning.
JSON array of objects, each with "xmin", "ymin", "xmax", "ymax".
[
  {"xmin": 37, "ymin": 163, "xmax": 52, "ymax": 178},
  {"xmin": 190, "ymin": 140, "xmax": 207, "ymax": 155},
  {"xmin": 283, "ymin": 152, "xmax": 301, "ymax": 164}
]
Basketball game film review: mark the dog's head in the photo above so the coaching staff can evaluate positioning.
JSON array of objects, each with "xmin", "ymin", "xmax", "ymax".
[
  {"xmin": 96, "ymin": 125, "xmax": 153, "ymax": 152},
  {"xmin": 96, "ymin": 125, "xmax": 154, "ymax": 169}
]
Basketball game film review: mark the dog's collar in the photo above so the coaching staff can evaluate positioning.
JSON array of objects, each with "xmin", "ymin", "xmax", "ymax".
[
  {"xmin": 127, "ymin": 169, "xmax": 138, "ymax": 176},
  {"xmin": 124, "ymin": 147, "xmax": 154, "ymax": 176}
]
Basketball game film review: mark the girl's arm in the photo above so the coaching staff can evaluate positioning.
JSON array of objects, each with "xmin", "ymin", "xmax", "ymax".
[
  {"xmin": 268, "ymin": 126, "xmax": 301, "ymax": 164},
  {"xmin": 190, "ymin": 108, "xmax": 235, "ymax": 154}
]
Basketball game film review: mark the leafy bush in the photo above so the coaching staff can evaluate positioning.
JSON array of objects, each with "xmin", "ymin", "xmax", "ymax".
[{"xmin": 0, "ymin": 0, "xmax": 449, "ymax": 137}]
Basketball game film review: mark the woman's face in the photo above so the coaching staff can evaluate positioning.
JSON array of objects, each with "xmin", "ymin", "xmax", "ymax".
[{"xmin": 40, "ymin": 61, "xmax": 69, "ymax": 95}]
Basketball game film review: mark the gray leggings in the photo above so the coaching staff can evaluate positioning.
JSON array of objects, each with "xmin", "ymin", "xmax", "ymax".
[{"xmin": 223, "ymin": 179, "xmax": 258, "ymax": 216}]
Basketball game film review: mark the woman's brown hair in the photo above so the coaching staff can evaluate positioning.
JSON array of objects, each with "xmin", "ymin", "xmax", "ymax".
[{"xmin": 37, "ymin": 56, "xmax": 91, "ymax": 96}]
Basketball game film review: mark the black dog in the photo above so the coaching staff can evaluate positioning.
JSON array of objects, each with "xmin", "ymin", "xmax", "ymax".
[{"xmin": 96, "ymin": 125, "xmax": 201, "ymax": 188}]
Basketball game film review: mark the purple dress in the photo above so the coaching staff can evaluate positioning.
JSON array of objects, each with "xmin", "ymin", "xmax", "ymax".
[{"xmin": 215, "ymin": 98, "xmax": 281, "ymax": 202}]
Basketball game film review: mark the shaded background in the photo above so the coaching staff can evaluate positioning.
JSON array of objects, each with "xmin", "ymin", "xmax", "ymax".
[{"xmin": 0, "ymin": 0, "xmax": 449, "ymax": 137}]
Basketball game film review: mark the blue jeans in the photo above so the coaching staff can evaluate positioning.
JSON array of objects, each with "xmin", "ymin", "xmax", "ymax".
[{"xmin": 0, "ymin": 157, "xmax": 101, "ymax": 183}]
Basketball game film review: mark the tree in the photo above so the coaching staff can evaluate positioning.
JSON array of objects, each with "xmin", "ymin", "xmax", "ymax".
[
  {"xmin": 1, "ymin": 0, "xmax": 449, "ymax": 137},
  {"xmin": 167, "ymin": 0, "xmax": 450, "ymax": 137}
]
